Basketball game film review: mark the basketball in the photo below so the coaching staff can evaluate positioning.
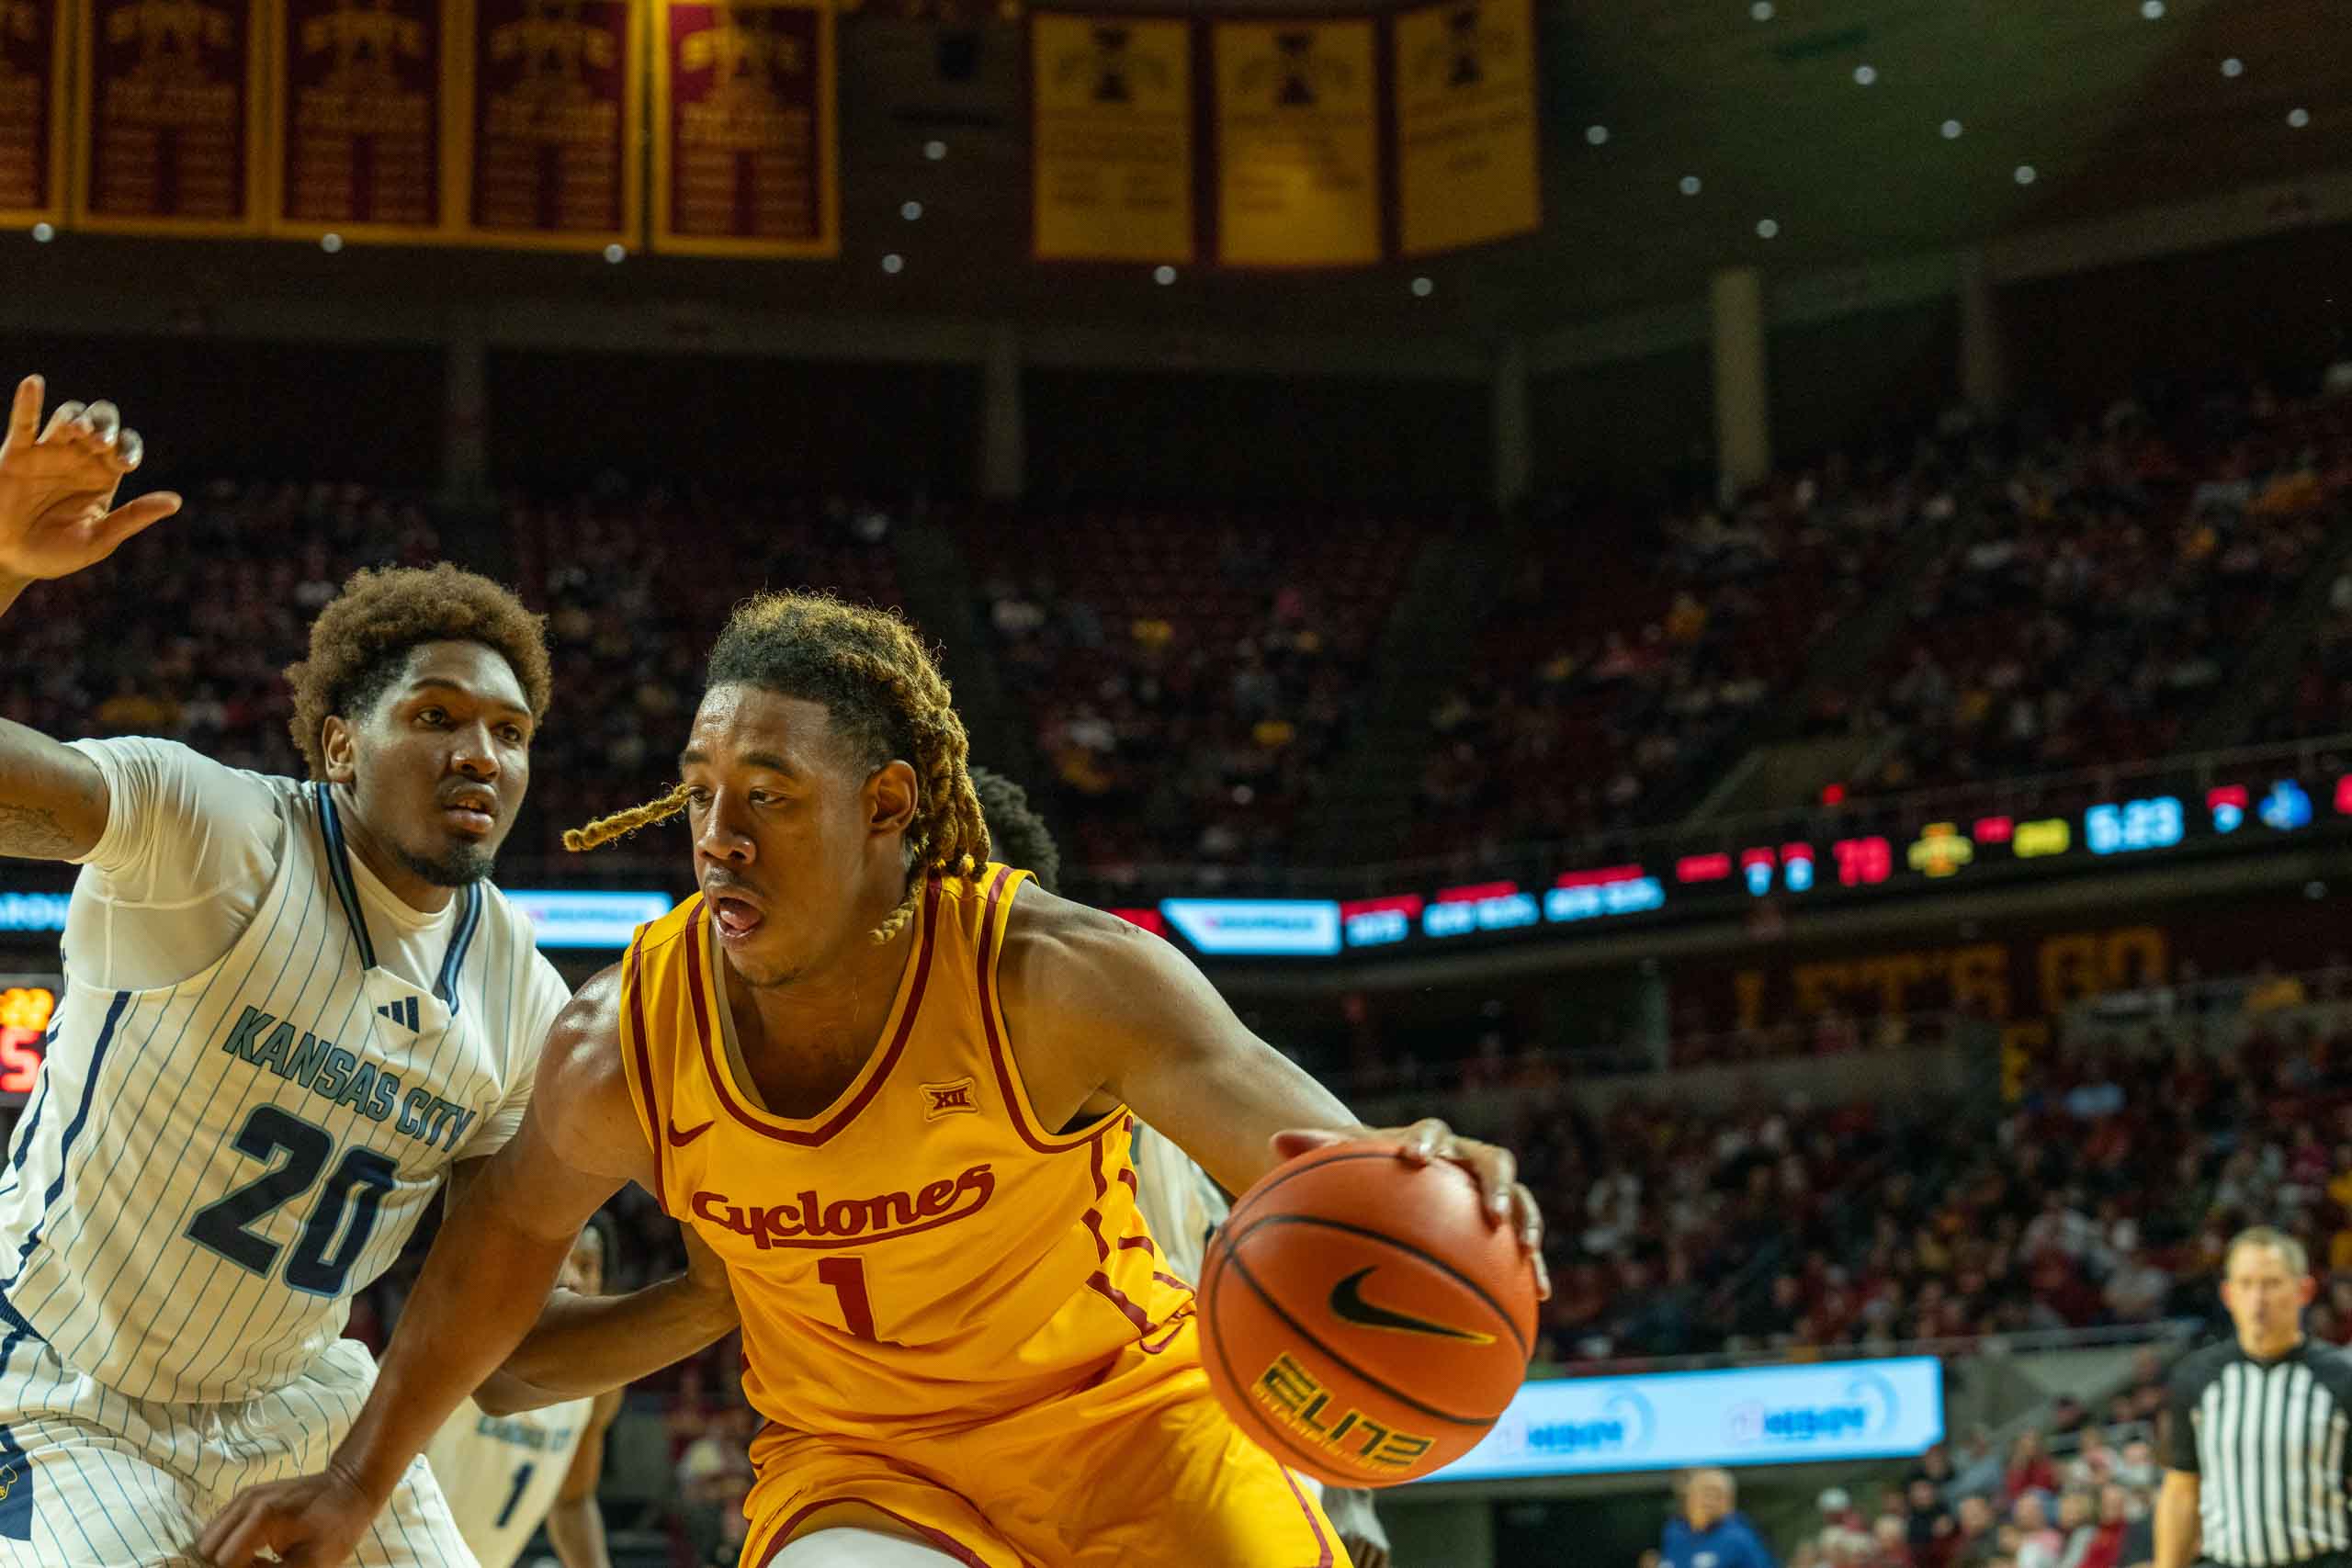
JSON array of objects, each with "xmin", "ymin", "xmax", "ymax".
[{"xmin": 1198, "ymin": 1139, "xmax": 1539, "ymax": 1488}]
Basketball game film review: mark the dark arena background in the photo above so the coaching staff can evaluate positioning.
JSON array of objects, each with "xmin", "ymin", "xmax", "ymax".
[{"xmin": 4, "ymin": 0, "xmax": 2352, "ymax": 1562}]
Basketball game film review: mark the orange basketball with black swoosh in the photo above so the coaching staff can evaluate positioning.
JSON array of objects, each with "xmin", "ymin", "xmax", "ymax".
[{"xmin": 1199, "ymin": 1139, "xmax": 1539, "ymax": 1488}]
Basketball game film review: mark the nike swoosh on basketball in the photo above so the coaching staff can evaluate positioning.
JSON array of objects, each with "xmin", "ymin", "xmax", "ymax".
[
  {"xmin": 667, "ymin": 1118, "xmax": 716, "ymax": 1147},
  {"xmin": 1327, "ymin": 1267, "xmax": 1496, "ymax": 1344}
]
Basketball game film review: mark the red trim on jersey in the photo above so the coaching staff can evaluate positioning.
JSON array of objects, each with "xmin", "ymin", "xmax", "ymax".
[
  {"xmin": 620, "ymin": 938, "xmax": 665, "ymax": 1213},
  {"xmin": 756, "ymin": 1497, "xmax": 993, "ymax": 1568},
  {"xmin": 976, "ymin": 867, "xmax": 1123, "ymax": 1154},
  {"xmin": 688, "ymin": 883, "xmax": 941, "ymax": 1146},
  {"xmin": 1281, "ymin": 1465, "xmax": 1337, "ymax": 1568}
]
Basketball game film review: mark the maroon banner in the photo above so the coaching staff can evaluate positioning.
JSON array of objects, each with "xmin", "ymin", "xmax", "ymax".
[
  {"xmin": 0, "ymin": 0, "xmax": 66, "ymax": 220},
  {"xmin": 74, "ymin": 0, "xmax": 266, "ymax": 231},
  {"xmin": 464, "ymin": 0, "xmax": 639, "ymax": 249},
  {"xmin": 651, "ymin": 0, "xmax": 835, "ymax": 257},
  {"xmin": 272, "ymin": 0, "xmax": 454, "ymax": 236}
]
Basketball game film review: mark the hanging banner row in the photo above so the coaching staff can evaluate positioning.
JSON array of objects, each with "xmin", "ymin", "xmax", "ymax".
[
  {"xmin": 1031, "ymin": 0, "xmax": 1541, "ymax": 267},
  {"xmin": 0, "ymin": 0, "xmax": 837, "ymax": 255}
]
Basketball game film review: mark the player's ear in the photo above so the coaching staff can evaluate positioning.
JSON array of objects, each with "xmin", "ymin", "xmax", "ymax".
[
  {"xmin": 865, "ymin": 759, "xmax": 919, "ymax": 837},
  {"xmin": 321, "ymin": 715, "xmax": 357, "ymax": 784}
]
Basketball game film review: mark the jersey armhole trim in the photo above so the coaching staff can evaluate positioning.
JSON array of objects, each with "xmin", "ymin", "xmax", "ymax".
[
  {"xmin": 618, "ymin": 938, "xmax": 668, "ymax": 1213},
  {"xmin": 977, "ymin": 865, "xmax": 1127, "ymax": 1155}
]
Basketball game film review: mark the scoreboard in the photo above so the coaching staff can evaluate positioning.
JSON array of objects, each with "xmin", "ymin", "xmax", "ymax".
[{"xmin": 0, "ymin": 977, "xmax": 55, "ymax": 1108}]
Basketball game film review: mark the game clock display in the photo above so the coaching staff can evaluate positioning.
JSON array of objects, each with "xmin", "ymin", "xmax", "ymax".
[{"xmin": 0, "ymin": 977, "xmax": 56, "ymax": 1106}]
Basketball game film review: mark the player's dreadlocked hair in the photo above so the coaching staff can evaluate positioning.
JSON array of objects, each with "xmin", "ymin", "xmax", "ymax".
[
  {"xmin": 968, "ymin": 766, "xmax": 1060, "ymax": 895},
  {"xmin": 566, "ymin": 592, "xmax": 990, "ymax": 943},
  {"xmin": 285, "ymin": 564, "xmax": 552, "ymax": 781}
]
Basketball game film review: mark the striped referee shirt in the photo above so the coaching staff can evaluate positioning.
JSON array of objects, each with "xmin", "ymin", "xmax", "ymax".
[{"xmin": 2166, "ymin": 1337, "xmax": 2352, "ymax": 1567}]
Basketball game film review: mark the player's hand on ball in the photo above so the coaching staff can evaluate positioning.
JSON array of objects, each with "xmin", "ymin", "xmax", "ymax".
[
  {"xmin": 196, "ymin": 1464, "xmax": 379, "ymax": 1567},
  {"xmin": 1272, "ymin": 1119, "xmax": 1548, "ymax": 1298},
  {"xmin": 0, "ymin": 374, "xmax": 179, "ymax": 584}
]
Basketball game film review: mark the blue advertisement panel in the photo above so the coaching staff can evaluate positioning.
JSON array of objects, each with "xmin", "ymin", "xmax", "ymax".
[
  {"xmin": 485, "ymin": 889, "xmax": 673, "ymax": 950},
  {"xmin": 1425, "ymin": 1356, "xmax": 1944, "ymax": 1483}
]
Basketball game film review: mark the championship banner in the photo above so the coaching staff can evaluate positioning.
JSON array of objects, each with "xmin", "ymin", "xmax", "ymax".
[
  {"xmin": 1211, "ymin": 18, "xmax": 1379, "ymax": 268},
  {"xmin": 1029, "ymin": 12, "xmax": 1191, "ymax": 264},
  {"xmin": 463, "ymin": 0, "xmax": 639, "ymax": 251},
  {"xmin": 651, "ymin": 0, "xmax": 835, "ymax": 258},
  {"xmin": 1392, "ymin": 0, "xmax": 1541, "ymax": 256},
  {"xmin": 73, "ymin": 0, "xmax": 267, "ymax": 232},
  {"xmin": 269, "ymin": 0, "xmax": 461, "ymax": 239},
  {"xmin": 0, "ymin": 0, "xmax": 67, "ymax": 223}
]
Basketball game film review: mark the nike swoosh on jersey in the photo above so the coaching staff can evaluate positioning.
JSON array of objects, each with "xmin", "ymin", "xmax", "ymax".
[
  {"xmin": 667, "ymin": 1118, "xmax": 716, "ymax": 1147},
  {"xmin": 1327, "ymin": 1267, "xmax": 1497, "ymax": 1344}
]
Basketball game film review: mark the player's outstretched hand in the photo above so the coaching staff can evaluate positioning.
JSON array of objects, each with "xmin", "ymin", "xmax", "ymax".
[
  {"xmin": 195, "ymin": 1464, "xmax": 379, "ymax": 1568},
  {"xmin": 0, "ymin": 374, "xmax": 180, "ymax": 584},
  {"xmin": 1273, "ymin": 1119, "xmax": 1549, "ymax": 1299}
]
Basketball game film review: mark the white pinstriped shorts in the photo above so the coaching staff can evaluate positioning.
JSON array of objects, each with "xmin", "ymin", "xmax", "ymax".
[{"xmin": 0, "ymin": 1330, "xmax": 476, "ymax": 1567}]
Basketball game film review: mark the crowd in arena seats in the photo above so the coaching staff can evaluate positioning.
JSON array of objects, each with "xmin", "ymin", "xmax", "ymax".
[
  {"xmin": 1836, "ymin": 381, "xmax": 2352, "ymax": 795},
  {"xmin": 1417, "ymin": 450, "xmax": 1933, "ymax": 855},
  {"xmin": 0, "ymin": 480, "xmax": 443, "ymax": 776},
  {"xmin": 1414, "ymin": 967, "xmax": 2352, "ymax": 1367},
  {"xmin": 510, "ymin": 483, "xmax": 903, "ymax": 856},
  {"xmin": 967, "ymin": 503, "xmax": 1421, "ymax": 870},
  {"xmin": 1416, "ymin": 377, "xmax": 2352, "ymax": 861},
  {"xmin": 1776, "ymin": 1404, "xmax": 2170, "ymax": 1568}
]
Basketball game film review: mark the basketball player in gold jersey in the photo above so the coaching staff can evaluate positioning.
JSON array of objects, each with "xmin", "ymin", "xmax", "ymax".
[{"xmin": 200, "ymin": 592, "xmax": 1546, "ymax": 1568}]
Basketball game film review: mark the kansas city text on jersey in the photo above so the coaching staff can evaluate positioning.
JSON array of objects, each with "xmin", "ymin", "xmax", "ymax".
[{"xmin": 217, "ymin": 1003, "xmax": 479, "ymax": 1151}]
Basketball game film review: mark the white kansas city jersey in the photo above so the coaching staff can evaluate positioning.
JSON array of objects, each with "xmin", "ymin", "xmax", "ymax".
[
  {"xmin": 426, "ymin": 1396, "xmax": 594, "ymax": 1568},
  {"xmin": 0, "ymin": 739, "xmax": 568, "ymax": 1405}
]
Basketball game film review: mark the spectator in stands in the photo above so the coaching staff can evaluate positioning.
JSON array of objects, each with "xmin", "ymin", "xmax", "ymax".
[
  {"xmin": 2007, "ymin": 1432, "xmax": 2062, "ymax": 1506},
  {"xmin": 674, "ymin": 1404, "xmax": 757, "ymax": 1565},
  {"xmin": 1663, "ymin": 1470, "xmax": 1778, "ymax": 1568},
  {"xmin": 2013, "ymin": 1495, "xmax": 2065, "ymax": 1568}
]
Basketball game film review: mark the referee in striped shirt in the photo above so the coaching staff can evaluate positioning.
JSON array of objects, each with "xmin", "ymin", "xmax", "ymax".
[{"xmin": 2158, "ymin": 1227, "xmax": 2352, "ymax": 1568}]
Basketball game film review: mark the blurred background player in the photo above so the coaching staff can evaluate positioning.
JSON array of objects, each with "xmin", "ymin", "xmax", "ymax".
[
  {"xmin": 0, "ymin": 374, "xmax": 569, "ymax": 1565},
  {"xmin": 425, "ymin": 1218, "xmax": 625, "ymax": 1568},
  {"xmin": 968, "ymin": 761, "xmax": 1394, "ymax": 1568},
  {"xmin": 199, "ymin": 591, "xmax": 1543, "ymax": 1568}
]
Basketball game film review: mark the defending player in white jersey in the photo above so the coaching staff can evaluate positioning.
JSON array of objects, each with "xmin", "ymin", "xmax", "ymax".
[
  {"xmin": 968, "ymin": 768, "xmax": 1395, "ymax": 1568},
  {"xmin": 0, "ymin": 374, "xmax": 571, "ymax": 1566},
  {"xmin": 426, "ymin": 1220, "xmax": 623, "ymax": 1568}
]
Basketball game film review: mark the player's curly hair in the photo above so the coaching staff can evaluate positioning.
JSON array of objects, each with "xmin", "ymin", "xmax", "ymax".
[
  {"xmin": 566, "ymin": 592, "xmax": 989, "ymax": 945},
  {"xmin": 284, "ymin": 564, "xmax": 552, "ymax": 781},
  {"xmin": 968, "ymin": 766, "xmax": 1060, "ymax": 895}
]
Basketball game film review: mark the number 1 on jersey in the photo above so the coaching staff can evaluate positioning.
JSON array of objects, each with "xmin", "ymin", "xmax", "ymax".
[
  {"xmin": 817, "ymin": 1256, "xmax": 876, "ymax": 1340},
  {"xmin": 493, "ymin": 1462, "xmax": 536, "ymax": 1530}
]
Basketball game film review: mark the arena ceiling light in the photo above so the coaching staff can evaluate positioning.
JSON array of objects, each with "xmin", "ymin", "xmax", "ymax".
[
  {"xmin": 2288, "ymin": 107, "xmax": 2311, "ymax": 128},
  {"xmin": 881, "ymin": 254, "xmax": 905, "ymax": 274},
  {"xmin": 1853, "ymin": 64, "xmax": 1878, "ymax": 85},
  {"xmin": 2014, "ymin": 164, "xmax": 2038, "ymax": 185},
  {"xmin": 1410, "ymin": 276, "xmax": 1434, "ymax": 297},
  {"xmin": 2140, "ymin": 0, "xmax": 2165, "ymax": 18},
  {"xmin": 923, "ymin": 140, "xmax": 947, "ymax": 160},
  {"xmin": 1679, "ymin": 175, "xmax": 1702, "ymax": 195},
  {"xmin": 603, "ymin": 243, "xmax": 625, "ymax": 264},
  {"xmin": 1755, "ymin": 218, "xmax": 1780, "ymax": 238},
  {"xmin": 901, "ymin": 200, "xmax": 923, "ymax": 220},
  {"xmin": 1749, "ymin": 0, "xmax": 1773, "ymax": 18},
  {"xmin": 1585, "ymin": 124, "xmax": 1609, "ymax": 146},
  {"xmin": 1153, "ymin": 265, "xmax": 1177, "ymax": 285},
  {"xmin": 1941, "ymin": 118, "xmax": 1964, "ymax": 139},
  {"xmin": 320, "ymin": 232, "xmax": 343, "ymax": 253},
  {"xmin": 2221, "ymin": 56, "xmax": 2245, "ymax": 76},
  {"xmin": 28, "ymin": 223, "xmax": 51, "ymax": 243}
]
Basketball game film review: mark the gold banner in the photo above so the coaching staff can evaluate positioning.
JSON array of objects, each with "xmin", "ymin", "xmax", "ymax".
[
  {"xmin": 0, "ymin": 0, "xmax": 68, "ymax": 222},
  {"xmin": 651, "ymin": 0, "xmax": 836, "ymax": 258},
  {"xmin": 74, "ymin": 0, "xmax": 268, "ymax": 233},
  {"xmin": 1392, "ymin": 0, "xmax": 1540, "ymax": 256},
  {"xmin": 461, "ymin": 0, "xmax": 640, "ymax": 252},
  {"xmin": 1211, "ymin": 19, "xmax": 1378, "ymax": 268},
  {"xmin": 267, "ymin": 0, "xmax": 464, "ymax": 240},
  {"xmin": 1030, "ymin": 12, "xmax": 1190, "ymax": 264}
]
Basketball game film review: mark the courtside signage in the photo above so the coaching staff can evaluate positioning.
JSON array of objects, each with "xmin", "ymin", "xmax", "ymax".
[
  {"xmin": 507, "ymin": 890, "xmax": 674, "ymax": 950},
  {"xmin": 1422, "ymin": 1356, "xmax": 1944, "ymax": 1483},
  {"xmin": 1159, "ymin": 898, "xmax": 1343, "ymax": 956}
]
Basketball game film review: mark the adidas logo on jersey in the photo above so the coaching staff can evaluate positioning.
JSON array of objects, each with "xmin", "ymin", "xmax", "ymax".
[{"xmin": 375, "ymin": 998, "xmax": 420, "ymax": 1031}]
